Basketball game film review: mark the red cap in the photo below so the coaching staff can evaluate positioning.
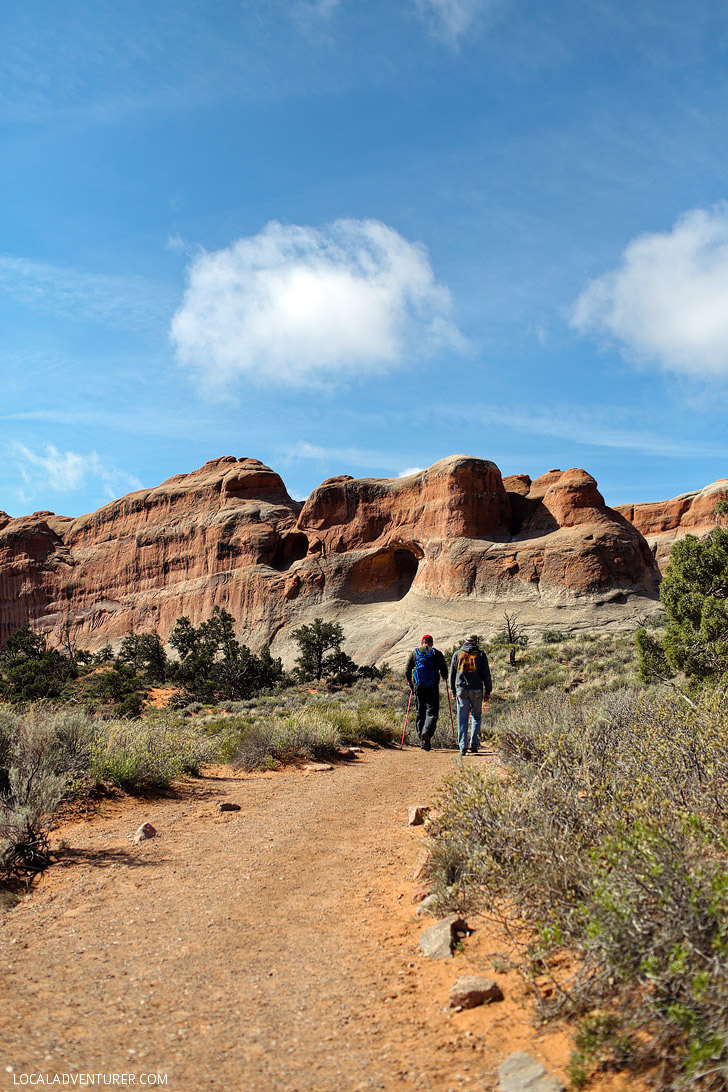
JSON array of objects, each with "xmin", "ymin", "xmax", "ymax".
[{"xmin": 421, "ymin": 634, "xmax": 433, "ymax": 643}]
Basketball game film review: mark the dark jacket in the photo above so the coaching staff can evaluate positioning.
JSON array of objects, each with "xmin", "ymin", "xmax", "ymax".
[
  {"xmin": 405, "ymin": 647, "xmax": 448, "ymax": 688},
  {"xmin": 449, "ymin": 641, "xmax": 492, "ymax": 695}
]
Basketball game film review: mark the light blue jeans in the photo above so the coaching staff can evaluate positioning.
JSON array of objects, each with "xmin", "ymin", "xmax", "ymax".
[{"xmin": 456, "ymin": 689, "xmax": 483, "ymax": 752}]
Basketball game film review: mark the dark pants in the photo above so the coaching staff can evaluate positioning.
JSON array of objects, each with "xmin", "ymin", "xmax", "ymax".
[{"xmin": 415, "ymin": 685, "xmax": 439, "ymax": 739}]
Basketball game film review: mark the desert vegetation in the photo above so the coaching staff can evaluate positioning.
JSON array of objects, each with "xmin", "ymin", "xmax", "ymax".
[
  {"xmin": 428, "ymin": 513, "xmax": 728, "ymax": 1090},
  {"xmin": 0, "ymin": 613, "xmax": 395, "ymax": 886}
]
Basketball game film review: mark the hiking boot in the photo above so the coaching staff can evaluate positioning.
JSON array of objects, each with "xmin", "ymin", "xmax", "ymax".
[
  {"xmin": 470, "ymin": 743, "xmax": 479, "ymax": 754},
  {"xmin": 459, "ymin": 748, "xmax": 467, "ymax": 757},
  {"xmin": 421, "ymin": 736, "xmax": 431, "ymax": 752}
]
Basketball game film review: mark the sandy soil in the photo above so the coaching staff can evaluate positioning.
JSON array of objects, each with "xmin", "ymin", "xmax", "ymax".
[{"xmin": 0, "ymin": 747, "xmax": 625, "ymax": 1092}]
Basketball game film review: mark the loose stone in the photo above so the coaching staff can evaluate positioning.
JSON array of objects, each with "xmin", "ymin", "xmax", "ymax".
[
  {"xmin": 448, "ymin": 975, "xmax": 503, "ymax": 1009},
  {"xmin": 497, "ymin": 1052, "xmax": 565, "ymax": 1092},
  {"xmin": 407, "ymin": 806, "xmax": 430, "ymax": 826},
  {"xmin": 419, "ymin": 914, "xmax": 469, "ymax": 960},
  {"xmin": 133, "ymin": 823, "xmax": 156, "ymax": 844}
]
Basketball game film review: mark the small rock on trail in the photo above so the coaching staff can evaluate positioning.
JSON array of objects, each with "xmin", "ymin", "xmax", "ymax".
[
  {"xmin": 448, "ymin": 974, "xmax": 504, "ymax": 1009},
  {"xmin": 133, "ymin": 822, "xmax": 156, "ymax": 843}
]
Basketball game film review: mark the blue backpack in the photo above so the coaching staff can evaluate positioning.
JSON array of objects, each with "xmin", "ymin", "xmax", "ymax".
[{"xmin": 413, "ymin": 647, "xmax": 437, "ymax": 687}]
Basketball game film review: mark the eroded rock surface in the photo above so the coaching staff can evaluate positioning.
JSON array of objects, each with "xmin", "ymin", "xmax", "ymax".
[
  {"xmin": 0, "ymin": 454, "xmax": 663, "ymax": 663},
  {"xmin": 616, "ymin": 478, "xmax": 728, "ymax": 571}
]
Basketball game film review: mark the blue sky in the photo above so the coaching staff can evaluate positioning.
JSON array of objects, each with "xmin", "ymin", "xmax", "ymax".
[{"xmin": 3, "ymin": 0, "xmax": 728, "ymax": 518}]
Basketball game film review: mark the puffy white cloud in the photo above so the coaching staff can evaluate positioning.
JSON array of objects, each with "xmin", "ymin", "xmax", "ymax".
[
  {"xmin": 170, "ymin": 219, "xmax": 463, "ymax": 389},
  {"xmin": 413, "ymin": 0, "xmax": 500, "ymax": 45},
  {"xmin": 572, "ymin": 205, "xmax": 728, "ymax": 377},
  {"xmin": 12, "ymin": 443, "xmax": 142, "ymax": 503}
]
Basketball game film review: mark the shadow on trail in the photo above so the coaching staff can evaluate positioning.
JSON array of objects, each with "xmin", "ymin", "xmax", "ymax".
[{"xmin": 55, "ymin": 846, "xmax": 166, "ymax": 871}]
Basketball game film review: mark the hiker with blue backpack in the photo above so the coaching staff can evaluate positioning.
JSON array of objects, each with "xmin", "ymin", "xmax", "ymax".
[{"xmin": 404, "ymin": 635, "xmax": 449, "ymax": 751}]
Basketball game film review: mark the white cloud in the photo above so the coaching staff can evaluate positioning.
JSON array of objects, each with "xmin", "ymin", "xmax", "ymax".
[
  {"xmin": 572, "ymin": 204, "xmax": 728, "ymax": 377},
  {"xmin": 170, "ymin": 218, "xmax": 464, "ymax": 389},
  {"xmin": 398, "ymin": 466, "xmax": 425, "ymax": 477},
  {"xmin": 12, "ymin": 443, "xmax": 143, "ymax": 504},
  {"xmin": 413, "ymin": 0, "xmax": 501, "ymax": 46}
]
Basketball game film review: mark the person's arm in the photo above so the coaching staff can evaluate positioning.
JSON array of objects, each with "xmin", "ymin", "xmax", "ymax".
[
  {"xmin": 481, "ymin": 652, "xmax": 492, "ymax": 697},
  {"xmin": 435, "ymin": 649, "xmax": 448, "ymax": 683},
  {"xmin": 449, "ymin": 651, "xmax": 458, "ymax": 693},
  {"xmin": 405, "ymin": 651, "xmax": 415, "ymax": 688}
]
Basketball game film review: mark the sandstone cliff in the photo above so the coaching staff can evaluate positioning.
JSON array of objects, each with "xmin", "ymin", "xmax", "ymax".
[
  {"xmin": 0, "ymin": 455, "xmax": 662, "ymax": 665},
  {"xmin": 615, "ymin": 479, "xmax": 728, "ymax": 571}
]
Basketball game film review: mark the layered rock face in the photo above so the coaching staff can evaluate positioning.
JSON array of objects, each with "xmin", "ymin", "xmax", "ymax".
[
  {"xmin": 0, "ymin": 455, "xmax": 662, "ymax": 664},
  {"xmin": 615, "ymin": 479, "xmax": 728, "ymax": 571}
]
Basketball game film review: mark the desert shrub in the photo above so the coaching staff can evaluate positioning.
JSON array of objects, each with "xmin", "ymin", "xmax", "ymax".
[
  {"xmin": 429, "ymin": 688, "xmax": 728, "ymax": 1088},
  {"xmin": 90, "ymin": 715, "xmax": 213, "ymax": 789},
  {"xmin": 228, "ymin": 697, "xmax": 397, "ymax": 770},
  {"xmin": 542, "ymin": 630, "xmax": 568, "ymax": 644},
  {"xmin": 231, "ymin": 722, "xmax": 278, "ymax": 771},
  {"xmin": 351, "ymin": 702, "xmax": 397, "ymax": 745},
  {"xmin": 229, "ymin": 709, "xmax": 337, "ymax": 771},
  {"xmin": 0, "ymin": 706, "xmax": 96, "ymax": 881}
]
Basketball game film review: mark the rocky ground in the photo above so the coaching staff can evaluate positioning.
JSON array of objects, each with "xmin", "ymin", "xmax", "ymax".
[{"xmin": 0, "ymin": 748, "xmax": 636, "ymax": 1092}]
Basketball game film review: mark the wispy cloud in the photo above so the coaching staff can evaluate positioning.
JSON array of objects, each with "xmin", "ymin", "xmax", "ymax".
[
  {"xmin": 291, "ymin": 0, "xmax": 341, "ymax": 23},
  {"xmin": 11, "ymin": 442, "xmax": 143, "ymax": 506},
  {"xmin": 0, "ymin": 255, "xmax": 172, "ymax": 330},
  {"xmin": 285, "ymin": 441, "xmax": 401, "ymax": 472},
  {"xmin": 572, "ymin": 204, "xmax": 728, "ymax": 378},
  {"xmin": 398, "ymin": 466, "xmax": 425, "ymax": 477},
  {"xmin": 412, "ymin": 0, "xmax": 504, "ymax": 47},
  {"xmin": 171, "ymin": 219, "xmax": 465, "ymax": 390},
  {"xmin": 444, "ymin": 403, "xmax": 728, "ymax": 460}
]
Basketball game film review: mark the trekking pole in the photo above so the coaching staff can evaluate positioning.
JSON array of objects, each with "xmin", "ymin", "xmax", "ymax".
[
  {"xmin": 446, "ymin": 686, "xmax": 456, "ymax": 745},
  {"xmin": 400, "ymin": 689, "xmax": 413, "ymax": 749}
]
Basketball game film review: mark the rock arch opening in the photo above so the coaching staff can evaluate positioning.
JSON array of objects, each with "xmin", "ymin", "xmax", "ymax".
[
  {"xmin": 272, "ymin": 532, "xmax": 310, "ymax": 571},
  {"xmin": 343, "ymin": 546, "xmax": 420, "ymax": 603}
]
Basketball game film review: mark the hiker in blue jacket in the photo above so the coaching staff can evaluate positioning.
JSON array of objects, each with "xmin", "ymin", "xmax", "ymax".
[
  {"xmin": 404, "ymin": 635, "xmax": 448, "ymax": 751},
  {"xmin": 449, "ymin": 635, "xmax": 492, "ymax": 756}
]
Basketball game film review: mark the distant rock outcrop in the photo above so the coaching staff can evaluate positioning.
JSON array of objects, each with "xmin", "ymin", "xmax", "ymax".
[
  {"xmin": 615, "ymin": 479, "xmax": 728, "ymax": 571},
  {"xmin": 0, "ymin": 455, "xmax": 664, "ymax": 665}
]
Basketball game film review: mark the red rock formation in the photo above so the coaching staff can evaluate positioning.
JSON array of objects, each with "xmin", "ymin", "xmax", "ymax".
[
  {"xmin": 0, "ymin": 455, "xmax": 662, "ymax": 663},
  {"xmin": 615, "ymin": 479, "xmax": 728, "ymax": 570}
]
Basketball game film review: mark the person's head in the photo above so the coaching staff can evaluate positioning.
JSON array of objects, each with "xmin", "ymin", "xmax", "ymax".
[
  {"xmin": 421, "ymin": 634, "xmax": 433, "ymax": 649},
  {"xmin": 467, "ymin": 634, "xmax": 479, "ymax": 645}
]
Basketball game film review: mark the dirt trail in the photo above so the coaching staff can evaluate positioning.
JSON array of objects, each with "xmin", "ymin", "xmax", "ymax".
[{"xmin": 1, "ymin": 748, "xmax": 573, "ymax": 1092}]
